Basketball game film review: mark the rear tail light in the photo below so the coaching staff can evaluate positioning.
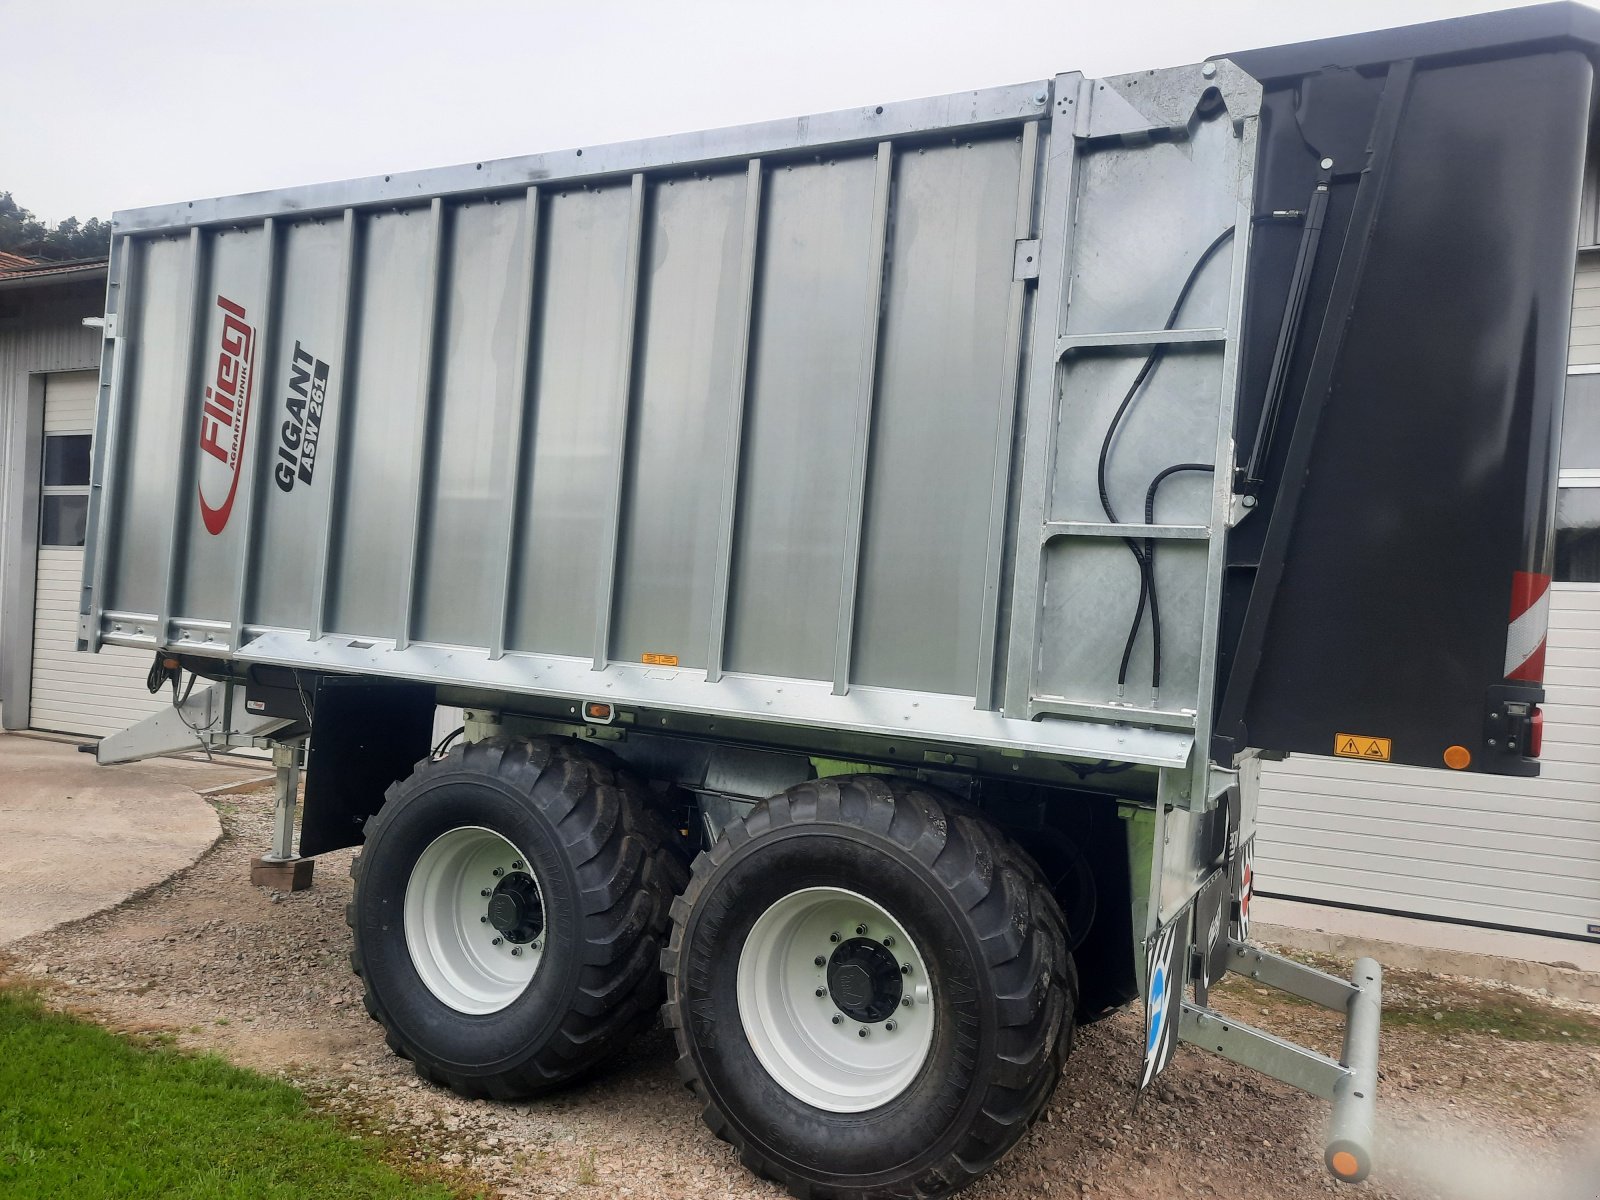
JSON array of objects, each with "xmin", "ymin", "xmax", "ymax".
[{"xmin": 1528, "ymin": 707, "xmax": 1544, "ymax": 758}]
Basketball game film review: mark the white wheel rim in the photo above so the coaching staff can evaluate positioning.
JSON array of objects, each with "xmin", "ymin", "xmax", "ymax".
[
  {"xmin": 404, "ymin": 826, "xmax": 544, "ymax": 1014},
  {"xmin": 736, "ymin": 886, "xmax": 934, "ymax": 1112}
]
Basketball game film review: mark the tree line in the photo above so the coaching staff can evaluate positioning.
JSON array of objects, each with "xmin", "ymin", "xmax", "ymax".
[{"xmin": 1, "ymin": 192, "xmax": 111, "ymax": 261}]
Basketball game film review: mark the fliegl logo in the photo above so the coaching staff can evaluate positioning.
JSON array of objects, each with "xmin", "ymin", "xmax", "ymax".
[{"xmin": 197, "ymin": 295, "xmax": 256, "ymax": 535}]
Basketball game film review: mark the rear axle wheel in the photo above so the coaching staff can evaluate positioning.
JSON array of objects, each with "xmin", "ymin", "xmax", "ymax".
[{"xmin": 664, "ymin": 775, "xmax": 1075, "ymax": 1200}]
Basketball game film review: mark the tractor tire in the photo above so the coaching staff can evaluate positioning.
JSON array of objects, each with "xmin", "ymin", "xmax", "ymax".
[
  {"xmin": 348, "ymin": 735, "xmax": 687, "ymax": 1097},
  {"xmin": 663, "ymin": 774, "xmax": 1075, "ymax": 1200}
]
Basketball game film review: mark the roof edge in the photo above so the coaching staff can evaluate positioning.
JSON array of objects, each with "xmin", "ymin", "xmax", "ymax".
[{"xmin": 0, "ymin": 262, "xmax": 109, "ymax": 293}]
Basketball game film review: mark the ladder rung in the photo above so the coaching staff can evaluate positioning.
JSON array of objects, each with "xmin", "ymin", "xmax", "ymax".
[
  {"xmin": 1043, "ymin": 521, "xmax": 1210, "ymax": 541},
  {"xmin": 1056, "ymin": 327, "xmax": 1227, "ymax": 356}
]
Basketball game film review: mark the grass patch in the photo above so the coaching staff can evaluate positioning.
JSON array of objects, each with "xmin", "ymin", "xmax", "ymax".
[
  {"xmin": 1214, "ymin": 950, "xmax": 1600, "ymax": 1047},
  {"xmin": 1384, "ymin": 997, "xmax": 1600, "ymax": 1045},
  {"xmin": 0, "ymin": 986, "xmax": 464, "ymax": 1199}
]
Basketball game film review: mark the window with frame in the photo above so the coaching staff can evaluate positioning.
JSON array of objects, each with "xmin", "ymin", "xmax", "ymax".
[
  {"xmin": 40, "ymin": 433, "xmax": 91, "ymax": 548},
  {"xmin": 1558, "ymin": 370, "xmax": 1600, "ymax": 583}
]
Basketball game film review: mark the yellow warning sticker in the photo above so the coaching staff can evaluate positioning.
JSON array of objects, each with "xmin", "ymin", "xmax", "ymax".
[
  {"xmin": 1334, "ymin": 733, "xmax": 1391, "ymax": 761},
  {"xmin": 641, "ymin": 652, "xmax": 679, "ymax": 667}
]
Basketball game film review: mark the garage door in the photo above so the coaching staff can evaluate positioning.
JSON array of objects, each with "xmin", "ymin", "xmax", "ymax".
[{"xmin": 30, "ymin": 371, "xmax": 171, "ymax": 738}]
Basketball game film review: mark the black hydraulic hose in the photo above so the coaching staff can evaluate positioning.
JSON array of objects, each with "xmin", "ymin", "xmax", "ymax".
[
  {"xmin": 1065, "ymin": 759, "xmax": 1140, "ymax": 780},
  {"xmin": 1097, "ymin": 225, "xmax": 1235, "ymax": 689},
  {"xmin": 1142, "ymin": 463, "xmax": 1214, "ymax": 690}
]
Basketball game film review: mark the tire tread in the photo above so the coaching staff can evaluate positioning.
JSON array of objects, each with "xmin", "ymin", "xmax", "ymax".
[
  {"xmin": 662, "ymin": 775, "xmax": 1075, "ymax": 1200},
  {"xmin": 348, "ymin": 735, "xmax": 688, "ymax": 1096}
]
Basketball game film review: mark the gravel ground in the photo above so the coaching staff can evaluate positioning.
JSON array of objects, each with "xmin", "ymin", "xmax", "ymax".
[{"xmin": 6, "ymin": 786, "xmax": 1599, "ymax": 1200}]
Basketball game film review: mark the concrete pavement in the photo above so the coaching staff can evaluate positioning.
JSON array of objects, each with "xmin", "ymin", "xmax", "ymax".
[
  {"xmin": 1256, "ymin": 896, "xmax": 1600, "ymax": 1003},
  {"xmin": 0, "ymin": 733, "xmax": 262, "ymax": 944}
]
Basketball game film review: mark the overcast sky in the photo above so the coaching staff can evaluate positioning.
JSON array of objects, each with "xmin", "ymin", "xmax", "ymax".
[{"xmin": 0, "ymin": 0, "xmax": 1571, "ymax": 223}]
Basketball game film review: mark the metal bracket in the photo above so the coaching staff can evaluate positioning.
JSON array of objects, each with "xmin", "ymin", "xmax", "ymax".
[
  {"xmin": 1013, "ymin": 238, "xmax": 1041, "ymax": 281},
  {"xmin": 1226, "ymin": 940, "xmax": 1357, "ymax": 1011},
  {"xmin": 1179, "ymin": 1004, "xmax": 1347, "ymax": 1099},
  {"xmin": 1179, "ymin": 941, "xmax": 1383, "ymax": 1184}
]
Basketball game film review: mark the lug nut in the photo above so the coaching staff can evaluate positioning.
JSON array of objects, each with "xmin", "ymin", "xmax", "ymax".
[
  {"xmin": 831, "ymin": 1015, "xmax": 842, "ymax": 1025},
  {"xmin": 511, "ymin": 947, "xmax": 522, "ymax": 957},
  {"xmin": 814, "ymin": 955, "xmax": 826, "ymax": 967},
  {"xmin": 481, "ymin": 889, "xmax": 492, "ymax": 897},
  {"xmin": 856, "ymin": 923, "xmax": 868, "ymax": 936},
  {"xmin": 481, "ymin": 916, "xmax": 489, "ymax": 923},
  {"xmin": 901, "ymin": 996, "xmax": 913, "ymax": 1007},
  {"xmin": 511, "ymin": 861, "xmax": 523, "ymax": 870},
  {"xmin": 815, "ymin": 987, "xmax": 827, "ymax": 997},
  {"xmin": 492, "ymin": 867, "xmax": 504, "ymax": 877},
  {"xmin": 829, "ymin": 932, "xmax": 840, "ymax": 943},
  {"xmin": 901, "ymin": 964, "xmax": 912, "ymax": 975},
  {"xmin": 885, "ymin": 1020, "xmax": 897, "ymax": 1032},
  {"xmin": 492, "ymin": 937, "xmax": 503, "ymax": 946},
  {"xmin": 883, "ymin": 936, "xmax": 895, "ymax": 948},
  {"xmin": 857, "ymin": 1027, "xmax": 869, "ymax": 1038}
]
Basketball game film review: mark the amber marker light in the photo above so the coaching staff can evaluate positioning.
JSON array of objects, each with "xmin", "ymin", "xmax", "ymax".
[
  {"xmin": 1443, "ymin": 744, "xmax": 1471, "ymax": 770},
  {"xmin": 1329, "ymin": 1150, "xmax": 1361, "ymax": 1180}
]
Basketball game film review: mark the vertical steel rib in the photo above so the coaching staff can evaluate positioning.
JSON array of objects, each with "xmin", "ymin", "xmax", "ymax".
[
  {"xmin": 309, "ymin": 208, "xmax": 361, "ymax": 642},
  {"xmin": 1188, "ymin": 106, "xmax": 1261, "ymax": 805},
  {"xmin": 1002, "ymin": 75, "xmax": 1086, "ymax": 718},
  {"xmin": 705, "ymin": 159, "xmax": 763, "ymax": 683},
  {"xmin": 491, "ymin": 186, "xmax": 543, "ymax": 661},
  {"xmin": 230, "ymin": 218, "xmax": 280, "ymax": 650},
  {"xmin": 592, "ymin": 172, "xmax": 648, "ymax": 670},
  {"xmin": 158, "ymin": 226, "xmax": 208, "ymax": 647},
  {"xmin": 83, "ymin": 235, "xmax": 138, "ymax": 651},
  {"xmin": 831, "ymin": 140, "xmax": 893, "ymax": 696},
  {"xmin": 975, "ymin": 118, "xmax": 1042, "ymax": 710},
  {"xmin": 397, "ymin": 196, "xmax": 448, "ymax": 650}
]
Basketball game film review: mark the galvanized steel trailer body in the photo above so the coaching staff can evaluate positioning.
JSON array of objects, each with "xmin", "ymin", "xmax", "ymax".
[{"xmin": 79, "ymin": 5, "xmax": 1600, "ymax": 1193}]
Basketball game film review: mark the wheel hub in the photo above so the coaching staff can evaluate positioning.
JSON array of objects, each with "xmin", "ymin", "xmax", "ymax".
[
  {"xmin": 827, "ymin": 937, "xmax": 902, "ymax": 1022},
  {"xmin": 487, "ymin": 872, "xmax": 544, "ymax": 944},
  {"xmin": 735, "ymin": 886, "xmax": 935, "ymax": 1112},
  {"xmin": 402, "ymin": 826, "xmax": 544, "ymax": 1015}
]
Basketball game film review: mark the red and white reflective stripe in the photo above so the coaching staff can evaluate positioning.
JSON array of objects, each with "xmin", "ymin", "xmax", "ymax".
[{"xmin": 1504, "ymin": 570, "xmax": 1552, "ymax": 683}]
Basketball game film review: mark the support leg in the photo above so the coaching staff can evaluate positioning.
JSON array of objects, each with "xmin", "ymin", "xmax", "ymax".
[{"xmin": 251, "ymin": 739, "xmax": 314, "ymax": 891}]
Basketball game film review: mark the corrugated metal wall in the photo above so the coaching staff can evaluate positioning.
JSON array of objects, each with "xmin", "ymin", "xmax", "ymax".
[{"xmin": 1569, "ymin": 252, "xmax": 1600, "ymax": 367}]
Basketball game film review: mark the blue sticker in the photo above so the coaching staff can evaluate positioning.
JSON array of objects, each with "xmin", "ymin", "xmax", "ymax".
[{"xmin": 1147, "ymin": 965, "xmax": 1167, "ymax": 1052}]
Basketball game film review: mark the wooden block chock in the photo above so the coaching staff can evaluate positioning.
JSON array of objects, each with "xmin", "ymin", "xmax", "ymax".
[{"xmin": 251, "ymin": 856, "xmax": 315, "ymax": 891}]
